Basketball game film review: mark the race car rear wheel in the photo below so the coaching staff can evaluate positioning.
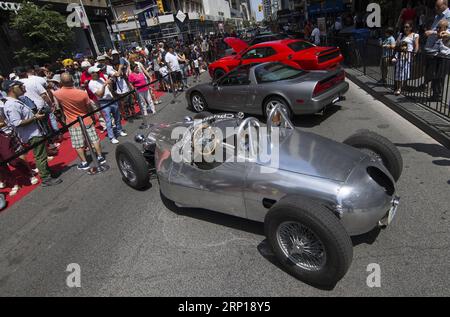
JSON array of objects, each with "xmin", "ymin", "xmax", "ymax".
[
  {"xmin": 343, "ymin": 131, "xmax": 403, "ymax": 182},
  {"xmin": 191, "ymin": 92, "xmax": 208, "ymax": 113},
  {"xmin": 265, "ymin": 197, "xmax": 353, "ymax": 287},
  {"xmin": 116, "ymin": 142, "xmax": 150, "ymax": 190}
]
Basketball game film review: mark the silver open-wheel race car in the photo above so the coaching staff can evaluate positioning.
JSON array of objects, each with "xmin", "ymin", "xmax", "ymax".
[{"xmin": 115, "ymin": 106, "xmax": 403, "ymax": 287}]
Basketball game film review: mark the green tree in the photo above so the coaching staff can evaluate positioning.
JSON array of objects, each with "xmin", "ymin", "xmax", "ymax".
[{"xmin": 10, "ymin": 2, "xmax": 74, "ymax": 65}]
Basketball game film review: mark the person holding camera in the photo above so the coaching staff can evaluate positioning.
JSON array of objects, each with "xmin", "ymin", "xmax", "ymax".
[
  {"xmin": 2, "ymin": 80, "xmax": 62, "ymax": 187},
  {"xmin": 88, "ymin": 66, "xmax": 127, "ymax": 145}
]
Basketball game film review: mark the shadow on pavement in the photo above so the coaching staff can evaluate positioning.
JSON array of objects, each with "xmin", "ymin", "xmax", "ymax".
[
  {"xmin": 395, "ymin": 143, "xmax": 450, "ymax": 159},
  {"xmin": 185, "ymin": 105, "xmax": 342, "ymax": 128},
  {"xmin": 257, "ymin": 239, "xmax": 338, "ymax": 291},
  {"xmin": 292, "ymin": 105, "xmax": 342, "ymax": 128},
  {"xmin": 160, "ymin": 191, "xmax": 265, "ymax": 236},
  {"xmin": 351, "ymin": 227, "xmax": 381, "ymax": 246}
]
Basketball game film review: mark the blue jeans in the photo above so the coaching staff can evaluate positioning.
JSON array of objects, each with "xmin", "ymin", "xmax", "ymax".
[
  {"xmin": 180, "ymin": 63, "xmax": 188, "ymax": 87},
  {"xmin": 100, "ymin": 101, "xmax": 123, "ymax": 140},
  {"xmin": 49, "ymin": 112, "xmax": 59, "ymax": 132}
]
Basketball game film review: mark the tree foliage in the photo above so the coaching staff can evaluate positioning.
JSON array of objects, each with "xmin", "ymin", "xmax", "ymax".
[{"xmin": 10, "ymin": 2, "xmax": 74, "ymax": 65}]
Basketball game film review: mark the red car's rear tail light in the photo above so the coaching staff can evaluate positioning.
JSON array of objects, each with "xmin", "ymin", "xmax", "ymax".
[
  {"xmin": 317, "ymin": 48, "xmax": 341, "ymax": 64},
  {"xmin": 313, "ymin": 71, "xmax": 346, "ymax": 97}
]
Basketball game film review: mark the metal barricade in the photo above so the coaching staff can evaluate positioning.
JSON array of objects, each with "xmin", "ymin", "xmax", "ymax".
[{"xmin": 332, "ymin": 36, "xmax": 450, "ymax": 119}]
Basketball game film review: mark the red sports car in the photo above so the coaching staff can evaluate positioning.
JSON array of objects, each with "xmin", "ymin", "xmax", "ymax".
[{"xmin": 209, "ymin": 37, "xmax": 344, "ymax": 80}]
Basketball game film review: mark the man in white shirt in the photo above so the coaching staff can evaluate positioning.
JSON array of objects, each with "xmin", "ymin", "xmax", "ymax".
[
  {"xmin": 88, "ymin": 66, "xmax": 127, "ymax": 144},
  {"xmin": 311, "ymin": 23, "xmax": 321, "ymax": 46},
  {"xmin": 18, "ymin": 68, "xmax": 51, "ymax": 110},
  {"xmin": 165, "ymin": 46, "xmax": 182, "ymax": 91}
]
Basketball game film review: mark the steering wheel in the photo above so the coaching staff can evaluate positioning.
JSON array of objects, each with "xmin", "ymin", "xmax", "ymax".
[
  {"xmin": 192, "ymin": 123, "xmax": 220, "ymax": 158},
  {"xmin": 237, "ymin": 117, "xmax": 261, "ymax": 158}
]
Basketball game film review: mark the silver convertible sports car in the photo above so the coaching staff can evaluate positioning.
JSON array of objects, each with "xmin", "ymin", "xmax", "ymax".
[
  {"xmin": 186, "ymin": 62, "xmax": 349, "ymax": 118},
  {"xmin": 115, "ymin": 107, "xmax": 403, "ymax": 287}
]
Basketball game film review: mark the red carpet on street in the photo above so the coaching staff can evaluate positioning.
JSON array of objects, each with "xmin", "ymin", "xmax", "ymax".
[{"xmin": 1, "ymin": 89, "xmax": 165, "ymax": 210}]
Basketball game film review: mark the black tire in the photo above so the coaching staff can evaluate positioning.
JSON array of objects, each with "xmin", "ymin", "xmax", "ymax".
[
  {"xmin": 263, "ymin": 96, "xmax": 293, "ymax": 121},
  {"xmin": 214, "ymin": 69, "xmax": 226, "ymax": 80},
  {"xmin": 190, "ymin": 92, "xmax": 208, "ymax": 113},
  {"xmin": 264, "ymin": 197, "xmax": 353, "ymax": 286},
  {"xmin": 343, "ymin": 131, "xmax": 403, "ymax": 182},
  {"xmin": 116, "ymin": 142, "xmax": 150, "ymax": 190},
  {"xmin": 193, "ymin": 111, "xmax": 213, "ymax": 120}
]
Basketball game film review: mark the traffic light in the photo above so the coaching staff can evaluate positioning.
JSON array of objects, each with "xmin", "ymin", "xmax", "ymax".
[
  {"xmin": 259, "ymin": 4, "xmax": 263, "ymax": 12},
  {"xmin": 156, "ymin": 0, "xmax": 164, "ymax": 14}
]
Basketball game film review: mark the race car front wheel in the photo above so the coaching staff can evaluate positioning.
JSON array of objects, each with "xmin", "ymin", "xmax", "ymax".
[
  {"xmin": 265, "ymin": 197, "xmax": 353, "ymax": 287},
  {"xmin": 116, "ymin": 142, "xmax": 150, "ymax": 190}
]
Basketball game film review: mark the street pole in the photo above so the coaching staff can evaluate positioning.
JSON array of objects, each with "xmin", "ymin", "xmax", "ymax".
[
  {"xmin": 80, "ymin": 0, "xmax": 100, "ymax": 56},
  {"xmin": 104, "ymin": 18, "xmax": 116, "ymax": 50},
  {"xmin": 106, "ymin": 0, "xmax": 121, "ymax": 49},
  {"xmin": 133, "ymin": 0, "xmax": 144, "ymax": 46},
  {"xmin": 304, "ymin": 0, "xmax": 309, "ymax": 22}
]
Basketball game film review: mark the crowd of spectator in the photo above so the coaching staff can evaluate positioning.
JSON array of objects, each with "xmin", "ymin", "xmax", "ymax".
[{"xmin": 0, "ymin": 33, "xmax": 223, "ymax": 202}]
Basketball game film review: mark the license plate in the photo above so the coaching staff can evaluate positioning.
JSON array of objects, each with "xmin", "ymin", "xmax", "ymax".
[
  {"xmin": 387, "ymin": 197, "xmax": 400, "ymax": 225},
  {"xmin": 332, "ymin": 96, "xmax": 340, "ymax": 104}
]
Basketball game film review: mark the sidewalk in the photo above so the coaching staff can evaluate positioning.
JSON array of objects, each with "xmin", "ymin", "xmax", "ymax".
[{"xmin": 345, "ymin": 67, "xmax": 450, "ymax": 149}]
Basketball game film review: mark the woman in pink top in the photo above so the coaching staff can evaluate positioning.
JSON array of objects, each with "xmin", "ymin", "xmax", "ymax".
[{"xmin": 128, "ymin": 63, "xmax": 155, "ymax": 116}]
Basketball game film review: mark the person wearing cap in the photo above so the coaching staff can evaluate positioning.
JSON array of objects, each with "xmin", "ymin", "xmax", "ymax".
[
  {"xmin": 2, "ymin": 80, "xmax": 62, "ymax": 187},
  {"xmin": 79, "ymin": 61, "xmax": 107, "ymax": 133},
  {"xmin": 53, "ymin": 73, "xmax": 106, "ymax": 170},
  {"xmin": 111, "ymin": 49, "xmax": 120, "ymax": 66},
  {"xmin": 0, "ymin": 113, "xmax": 38, "ymax": 196},
  {"xmin": 95, "ymin": 55, "xmax": 117, "ymax": 79},
  {"xmin": 9, "ymin": 73, "xmax": 18, "ymax": 81},
  {"xmin": 48, "ymin": 74, "xmax": 61, "ymax": 91},
  {"xmin": 88, "ymin": 66, "xmax": 127, "ymax": 144}
]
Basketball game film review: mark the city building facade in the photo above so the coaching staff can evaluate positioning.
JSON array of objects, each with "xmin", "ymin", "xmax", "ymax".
[
  {"xmin": 109, "ymin": 0, "xmax": 232, "ymax": 48},
  {"xmin": 0, "ymin": 0, "xmax": 113, "ymax": 75}
]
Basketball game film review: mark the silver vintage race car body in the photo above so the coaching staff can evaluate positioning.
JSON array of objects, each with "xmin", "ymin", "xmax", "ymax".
[
  {"xmin": 145, "ymin": 111, "xmax": 398, "ymax": 237},
  {"xmin": 118, "ymin": 107, "xmax": 402, "ymax": 286}
]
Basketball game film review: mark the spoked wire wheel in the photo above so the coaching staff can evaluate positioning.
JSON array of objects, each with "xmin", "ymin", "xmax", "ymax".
[
  {"xmin": 276, "ymin": 221, "xmax": 327, "ymax": 271},
  {"xmin": 118, "ymin": 154, "xmax": 137, "ymax": 184}
]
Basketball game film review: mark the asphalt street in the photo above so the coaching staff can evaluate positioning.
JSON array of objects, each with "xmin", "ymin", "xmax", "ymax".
[{"xmin": 0, "ymin": 73, "xmax": 449, "ymax": 296}]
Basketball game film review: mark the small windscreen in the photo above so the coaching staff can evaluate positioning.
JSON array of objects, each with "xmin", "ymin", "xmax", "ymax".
[{"xmin": 255, "ymin": 63, "xmax": 305, "ymax": 83}]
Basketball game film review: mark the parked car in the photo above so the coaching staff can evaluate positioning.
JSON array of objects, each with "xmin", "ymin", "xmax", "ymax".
[
  {"xmin": 208, "ymin": 38, "xmax": 344, "ymax": 80},
  {"xmin": 187, "ymin": 62, "xmax": 349, "ymax": 118},
  {"xmin": 248, "ymin": 33, "xmax": 291, "ymax": 46},
  {"xmin": 115, "ymin": 107, "xmax": 403, "ymax": 286}
]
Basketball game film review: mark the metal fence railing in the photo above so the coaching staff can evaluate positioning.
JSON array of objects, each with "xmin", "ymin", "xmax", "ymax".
[{"xmin": 326, "ymin": 36, "xmax": 450, "ymax": 119}]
